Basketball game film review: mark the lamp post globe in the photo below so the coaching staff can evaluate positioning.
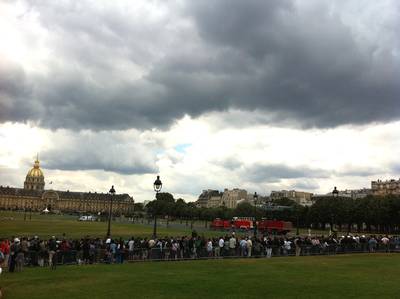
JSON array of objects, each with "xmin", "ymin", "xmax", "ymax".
[
  {"xmin": 107, "ymin": 185, "xmax": 116, "ymax": 237},
  {"xmin": 253, "ymin": 192, "xmax": 258, "ymax": 238},
  {"xmin": 153, "ymin": 175, "xmax": 162, "ymax": 238},
  {"xmin": 154, "ymin": 175, "xmax": 162, "ymax": 193}
]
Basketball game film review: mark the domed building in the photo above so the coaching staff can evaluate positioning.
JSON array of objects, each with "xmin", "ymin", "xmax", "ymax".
[
  {"xmin": 0, "ymin": 155, "xmax": 135, "ymax": 215},
  {"xmin": 24, "ymin": 156, "xmax": 45, "ymax": 191}
]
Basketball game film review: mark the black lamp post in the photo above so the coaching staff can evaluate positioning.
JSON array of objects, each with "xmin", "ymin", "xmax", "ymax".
[
  {"xmin": 332, "ymin": 186, "xmax": 339, "ymax": 197},
  {"xmin": 106, "ymin": 185, "xmax": 116, "ymax": 237},
  {"xmin": 30, "ymin": 201, "xmax": 33, "ymax": 220},
  {"xmin": 330, "ymin": 187, "xmax": 338, "ymax": 234},
  {"xmin": 24, "ymin": 201, "xmax": 27, "ymax": 221},
  {"xmin": 153, "ymin": 175, "xmax": 162, "ymax": 238},
  {"xmin": 253, "ymin": 192, "xmax": 258, "ymax": 238}
]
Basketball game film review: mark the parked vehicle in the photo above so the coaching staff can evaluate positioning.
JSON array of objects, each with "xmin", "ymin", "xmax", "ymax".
[
  {"xmin": 210, "ymin": 218, "xmax": 231, "ymax": 230},
  {"xmin": 257, "ymin": 219, "xmax": 292, "ymax": 234},
  {"xmin": 232, "ymin": 217, "xmax": 254, "ymax": 230},
  {"xmin": 211, "ymin": 217, "xmax": 292, "ymax": 234},
  {"xmin": 78, "ymin": 215, "xmax": 96, "ymax": 221}
]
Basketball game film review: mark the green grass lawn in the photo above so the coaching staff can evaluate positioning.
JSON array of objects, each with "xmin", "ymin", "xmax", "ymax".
[
  {"xmin": 0, "ymin": 211, "xmax": 224, "ymax": 239},
  {"xmin": 1, "ymin": 254, "xmax": 399, "ymax": 299},
  {"xmin": 0, "ymin": 211, "xmax": 343, "ymax": 240}
]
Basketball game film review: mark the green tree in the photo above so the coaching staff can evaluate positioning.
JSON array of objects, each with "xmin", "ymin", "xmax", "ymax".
[{"xmin": 234, "ymin": 202, "xmax": 256, "ymax": 217}]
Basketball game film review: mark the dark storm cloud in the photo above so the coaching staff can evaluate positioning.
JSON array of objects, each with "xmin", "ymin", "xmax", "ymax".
[
  {"xmin": 0, "ymin": 62, "xmax": 37, "ymax": 122},
  {"xmin": 173, "ymin": 1, "xmax": 400, "ymax": 127},
  {"xmin": 1, "ymin": 0, "xmax": 399, "ymax": 130},
  {"xmin": 40, "ymin": 130, "xmax": 157, "ymax": 175}
]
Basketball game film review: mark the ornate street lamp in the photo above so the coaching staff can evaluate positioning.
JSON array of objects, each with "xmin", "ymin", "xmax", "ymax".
[
  {"xmin": 153, "ymin": 175, "xmax": 162, "ymax": 238},
  {"xmin": 332, "ymin": 186, "xmax": 339, "ymax": 197},
  {"xmin": 253, "ymin": 192, "xmax": 258, "ymax": 238},
  {"xmin": 106, "ymin": 185, "xmax": 116, "ymax": 237},
  {"xmin": 330, "ymin": 187, "xmax": 339, "ymax": 235}
]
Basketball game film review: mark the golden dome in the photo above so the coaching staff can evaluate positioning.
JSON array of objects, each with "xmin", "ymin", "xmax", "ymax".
[
  {"xmin": 24, "ymin": 155, "xmax": 45, "ymax": 191},
  {"xmin": 26, "ymin": 158, "xmax": 44, "ymax": 178}
]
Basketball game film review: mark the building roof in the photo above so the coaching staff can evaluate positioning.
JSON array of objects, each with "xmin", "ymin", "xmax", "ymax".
[{"xmin": 0, "ymin": 186, "xmax": 133, "ymax": 202}]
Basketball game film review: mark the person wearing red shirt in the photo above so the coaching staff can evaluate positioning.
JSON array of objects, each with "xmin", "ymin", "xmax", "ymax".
[{"xmin": 0, "ymin": 238, "xmax": 10, "ymax": 270}]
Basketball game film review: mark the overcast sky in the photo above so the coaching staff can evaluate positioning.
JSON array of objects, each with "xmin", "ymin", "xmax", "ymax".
[{"xmin": 1, "ymin": 0, "xmax": 399, "ymax": 202}]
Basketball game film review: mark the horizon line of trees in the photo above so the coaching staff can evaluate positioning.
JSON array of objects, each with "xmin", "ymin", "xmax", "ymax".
[{"xmin": 137, "ymin": 193, "xmax": 400, "ymax": 234}]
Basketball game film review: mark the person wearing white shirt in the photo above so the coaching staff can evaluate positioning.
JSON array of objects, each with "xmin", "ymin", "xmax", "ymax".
[
  {"xmin": 247, "ymin": 238, "xmax": 253, "ymax": 257},
  {"xmin": 219, "ymin": 237, "xmax": 225, "ymax": 256},
  {"xmin": 128, "ymin": 237, "xmax": 134, "ymax": 260}
]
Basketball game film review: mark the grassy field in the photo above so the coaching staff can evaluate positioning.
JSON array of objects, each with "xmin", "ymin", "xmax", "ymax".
[
  {"xmin": 0, "ymin": 211, "xmax": 225, "ymax": 239},
  {"xmin": 1, "ymin": 253, "xmax": 399, "ymax": 299},
  {"xmin": 0, "ymin": 211, "xmax": 336, "ymax": 239}
]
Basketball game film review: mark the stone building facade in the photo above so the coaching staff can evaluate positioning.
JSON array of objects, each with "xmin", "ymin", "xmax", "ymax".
[
  {"xmin": 0, "ymin": 158, "xmax": 134, "ymax": 215},
  {"xmin": 195, "ymin": 188, "xmax": 248, "ymax": 209},
  {"xmin": 371, "ymin": 179, "xmax": 400, "ymax": 196},
  {"xmin": 270, "ymin": 190, "xmax": 314, "ymax": 206},
  {"xmin": 196, "ymin": 189, "xmax": 223, "ymax": 208},
  {"xmin": 221, "ymin": 188, "xmax": 247, "ymax": 209}
]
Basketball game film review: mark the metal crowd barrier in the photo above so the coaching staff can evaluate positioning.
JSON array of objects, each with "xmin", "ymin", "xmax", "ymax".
[{"xmin": 17, "ymin": 243, "xmax": 400, "ymax": 267}]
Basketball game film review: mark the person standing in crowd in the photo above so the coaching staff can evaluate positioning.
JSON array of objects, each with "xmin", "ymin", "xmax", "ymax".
[
  {"xmin": 110, "ymin": 240, "xmax": 117, "ymax": 263},
  {"xmin": 38, "ymin": 239, "xmax": 47, "ymax": 267},
  {"xmin": 82, "ymin": 238, "xmax": 90, "ymax": 264},
  {"xmin": 30, "ymin": 236, "xmax": 40, "ymax": 266},
  {"xmin": 206, "ymin": 238, "xmax": 213, "ymax": 257},
  {"xmin": 116, "ymin": 238, "xmax": 125, "ymax": 263},
  {"xmin": 368, "ymin": 236, "xmax": 377, "ymax": 253},
  {"xmin": 8, "ymin": 238, "xmax": 21, "ymax": 272},
  {"xmin": 218, "ymin": 236, "xmax": 224, "ymax": 257},
  {"xmin": 48, "ymin": 236, "xmax": 58, "ymax": 270},
  {"xmin": 229, "ymin": 234, "xmax": 237, "ymax": 256},
  {"xmin": 213, "ymin": 238, "xmax": 219, "ymax": 257},
  {"xmin": 15, "ymin": 238, "xmax": 25, "ymax": 272},
  {"xmin": 246, "ymin": 237, "xmax": 252, "ymax": 257},
  {"xmin": 128, "ymin": 237, "xmax": 134, "ymax": 260},
  {"xmin": 265, "ymin": 237, "xmax": 273, "ymax": 258},
  {"xmin": 381, "ymin": 235, "xmax": 390, "ymax": 252},
  {"xmin": 240, "ymin": 237, "xmax": 247, "ymax": 257},
  {"xmin": 0, "ymin": 248, "xmax": 4, "ymax": 275},
  {"xmin": 171, "ymin": 239, "xmax": 179, "ymax": 260},
  {"xmin": 294, "ymin": 237, "xmax": 303, "ymax": 257},
  {"xmin": 0, "ymin": 239, "xmax": 10, "ymax": 271}
]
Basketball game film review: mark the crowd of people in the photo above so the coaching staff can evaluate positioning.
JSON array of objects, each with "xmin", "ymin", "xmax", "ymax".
[{"xmin": 0, "ymin": 233, "xmax": 399, "ymax": 273}]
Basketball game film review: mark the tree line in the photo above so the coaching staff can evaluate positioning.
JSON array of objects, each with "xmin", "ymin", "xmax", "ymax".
[{"xmin": 134, "ymin": 193, "xmax": 400, "ymax": 233}]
